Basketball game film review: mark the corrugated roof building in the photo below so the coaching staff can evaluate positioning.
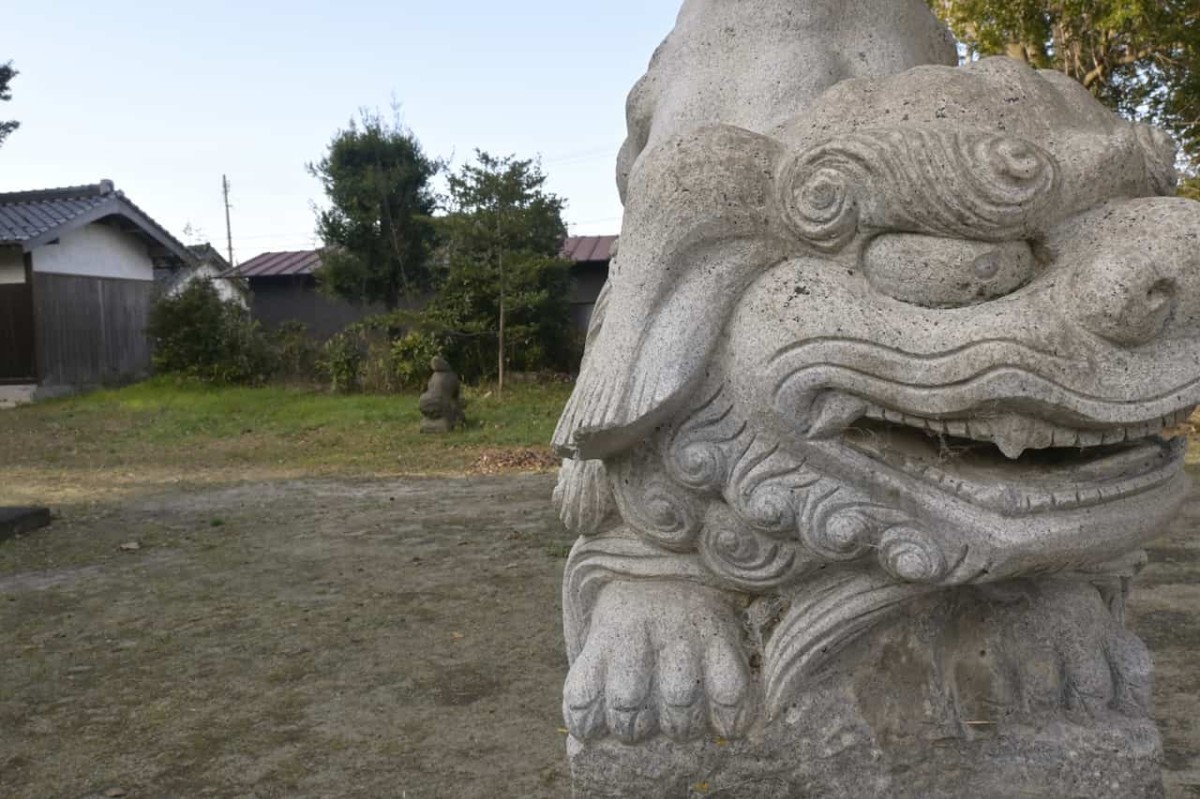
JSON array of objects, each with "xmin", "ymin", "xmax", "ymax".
[
  {"xmin": 223, "ymin": 234, "xmax": 617, "ymax": 339},
  {"xmin": 562, "ymin": 235, "xmax": 616, "ymax": 331},
  {"xmin": 224, "ymin": 249, "xmax": 383, "ymax": 339}
]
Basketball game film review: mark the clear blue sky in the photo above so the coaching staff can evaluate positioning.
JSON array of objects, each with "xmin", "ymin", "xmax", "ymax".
[{"xmin": 0, "ymin": 1, "xmax": 681, "ymax": 263}]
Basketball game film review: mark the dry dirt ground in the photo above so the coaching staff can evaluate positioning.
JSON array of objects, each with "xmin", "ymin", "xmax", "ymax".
[{"xmin": 0, "ymin": 473, "xmax": 1197, "ymax": 799}]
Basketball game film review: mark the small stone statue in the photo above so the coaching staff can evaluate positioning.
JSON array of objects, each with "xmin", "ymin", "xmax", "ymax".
[
  {"xmin": 418, "ymin": 356, "xmax": 464, "ymax": 434},
  {"xmin": 552, "ymin": 1, "xmax": 1198, "ymax": 797}
]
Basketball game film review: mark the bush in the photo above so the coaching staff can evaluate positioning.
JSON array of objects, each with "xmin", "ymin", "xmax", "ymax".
[
  {"xmin": 391, "ymin": 332, "xmax": 442, "ymax": 389},
  {"xmin": 269, "ymin": 321, "xmax": 321, "ymax": 383},
  {"xmin": 317, "ymin": 314, "xmax": 449, "ymax": 394},
  {"xmin": 321, "ymin": 329, "xmax": 367, "ymax": 393},
  {"xmin": 147, "ymin": 280, "xmax": 273, "ymax": 384}
]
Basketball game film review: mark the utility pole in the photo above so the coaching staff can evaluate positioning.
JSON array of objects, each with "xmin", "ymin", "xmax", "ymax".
[{"xmin": 222, "ymin": 174, "xmax": 234, "ymax": 267}]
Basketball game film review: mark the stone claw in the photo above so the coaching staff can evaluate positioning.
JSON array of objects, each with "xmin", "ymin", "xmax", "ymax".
[{"xmin": 563, "ymin": 581, "xmax": 755, "ymax": 744}]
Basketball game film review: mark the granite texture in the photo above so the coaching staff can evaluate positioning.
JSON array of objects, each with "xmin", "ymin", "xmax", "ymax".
[{"xmin": 553, "ymin": 1, "xmax": 1198, "ymax": 796}]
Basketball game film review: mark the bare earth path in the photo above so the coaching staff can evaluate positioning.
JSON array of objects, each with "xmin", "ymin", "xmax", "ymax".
[{"xmin": 0, "ymin": 473, "xmax": 1197, "ymax": 799}]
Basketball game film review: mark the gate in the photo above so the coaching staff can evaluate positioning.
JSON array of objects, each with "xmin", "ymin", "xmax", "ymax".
[{"xmin": 0, "ymin": 282, "xmax": 35, "ymax": 381}]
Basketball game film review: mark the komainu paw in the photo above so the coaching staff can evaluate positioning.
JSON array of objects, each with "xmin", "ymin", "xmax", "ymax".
[{"xmin": 563, "ymin": 580, "xmax": 755, "ymax": 744}]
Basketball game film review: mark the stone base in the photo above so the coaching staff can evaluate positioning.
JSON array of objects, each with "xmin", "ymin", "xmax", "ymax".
[
  {"xmin": 569, "ymin": 713, "xmax": 1164, "ymax": 799},
  {"xmin": 567, "ymin": 579, "xmax": 1166, "ymax": 799}
]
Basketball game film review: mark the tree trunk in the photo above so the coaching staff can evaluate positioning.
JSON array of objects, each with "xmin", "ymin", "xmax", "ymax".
[{"xmin": 497, "ymin": 228, "xmax": 506, "ymax": 397}]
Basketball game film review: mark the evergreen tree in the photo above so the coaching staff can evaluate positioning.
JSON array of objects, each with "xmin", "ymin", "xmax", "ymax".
[
  {"xmin": 0, "ymin": 61, "xmax": 19, "ymax": 149},
  {"xmin": 309, "ymin": 110, "xmax": 441, "ymax": 309},
  {"xmin": 421, "ymin": 151, "xmax": 573, "ymax": 389}
]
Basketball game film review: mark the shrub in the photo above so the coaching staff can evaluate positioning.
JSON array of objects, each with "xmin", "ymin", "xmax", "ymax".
[
  {"xmin": 147, "ymin": 280, "xmax": 273, "ymax": 384},
  {"xmin": 391, "ymin": 332, "xmax": 442, "ymax": 389},
  {"xmin": 321, "ymin": 329, "xmax": 367, "ymax": 393},
  {"xmin": 269, "ymin": 321, "xmax": 321, "ymax": 383}
]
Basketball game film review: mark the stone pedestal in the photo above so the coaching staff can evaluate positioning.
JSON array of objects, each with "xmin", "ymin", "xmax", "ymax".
[{"xmin": 566, "ymin": 584, "xmax": 1165, "ymax": 799}]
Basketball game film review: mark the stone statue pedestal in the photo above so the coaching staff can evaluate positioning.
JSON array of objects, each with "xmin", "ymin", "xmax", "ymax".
[
  {"xmin": 569, "ymin": 720, "xmax": 1163, "ymax": 799},
  {"xmin": 563, "ymin": 566, "xmax": 1167, "ymax": 798}
]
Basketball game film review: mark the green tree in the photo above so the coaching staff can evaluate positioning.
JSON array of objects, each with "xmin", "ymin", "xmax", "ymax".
[
  {"xmin": 420, "ymin": 151, "xmax": 573, "ymax": 391},
  {"xmin": 926, "ymin": 0, "xmax": 1200, "ymax": 175},
  {"xmin": 0, "ymin": 61, "xmax": 18, "ymax": 148},
  {"xmin": 146, "ymin": 280, "xmax": 273, "ymax": 385},
  {"xmin": 309, "ymin": 109, "xmax": 441, "ymax": 309}
]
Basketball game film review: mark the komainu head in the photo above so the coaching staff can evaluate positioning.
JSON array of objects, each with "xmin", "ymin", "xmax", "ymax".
[{"xmin": 556, "ymin": 55, "xmax": 1200, "ymax": 589}]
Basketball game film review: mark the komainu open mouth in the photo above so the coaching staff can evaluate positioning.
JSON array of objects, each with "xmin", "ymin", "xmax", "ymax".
[{"xmin": 842, "ymin": 402, "xmax": 1193, "ymax": 515}]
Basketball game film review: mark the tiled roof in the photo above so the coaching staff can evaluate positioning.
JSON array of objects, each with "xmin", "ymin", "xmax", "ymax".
[
  {"xmin": 562, "ymin": 235, "xmax": 617, "ymax": 263},
  {"xmin": 0, "ymin": 180, "xmax": 194, "ymax": 264},
  {"xmin": 227, "ymin": 250, "xmax": 323, "ymax": 277}
]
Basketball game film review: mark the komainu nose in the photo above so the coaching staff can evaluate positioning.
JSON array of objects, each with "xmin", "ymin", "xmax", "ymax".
[
  {"xmin": 1071, "ymin": 251, "xmax": 1178, "ymax": 347},
  {"xmin": 1063, "ymin": 197, "xmax": 1200, "ymax": 348}
]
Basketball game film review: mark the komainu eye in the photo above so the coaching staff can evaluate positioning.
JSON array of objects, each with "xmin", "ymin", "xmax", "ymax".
[{"xmin": 862, "ymin": 233, "xmax": 1039, "ymax": 308}]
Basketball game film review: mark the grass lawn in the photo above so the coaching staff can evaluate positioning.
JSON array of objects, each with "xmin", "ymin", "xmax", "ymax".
[{"xmin": 0, "ymin": 378, "xmax": 573, "ymax": 505}]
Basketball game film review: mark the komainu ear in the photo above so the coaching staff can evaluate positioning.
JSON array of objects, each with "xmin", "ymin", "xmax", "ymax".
[{"xmin": 553, "ymin": 125, "xmax": 796, "ymax": 460}]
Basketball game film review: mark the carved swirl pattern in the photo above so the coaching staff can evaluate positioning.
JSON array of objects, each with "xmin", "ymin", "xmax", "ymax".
[
  {"xmin": 802, "ymin": 504, "xmax": 878, "ymax": 562},
  {"xmin": 777, "ymin": 129, "xmax": 1061, "ymax": 249},
  {"xmin": 664, "ymin": 389, "xmax": 748, "ymax": 494},
  {"xmin": 878, "ymin": 526, "xmax": 948, "ymax": 583},
  {"xmin": 614, "ymin": 384, "xmax": 967, "ymax": 589},
  {"xmin": 726, "ymin": 442, "xmax": 822, "ymax": 539},
  {"xmin": 699, "ymin": 505, "xmax": 809, "ymax": 593},
  {"xmin": 612, "ymin": 450, "xmax": 706, "ymax": 553}
]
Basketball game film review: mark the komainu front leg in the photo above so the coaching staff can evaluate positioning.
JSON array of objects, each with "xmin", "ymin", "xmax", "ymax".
[{"xmin": 564, "ymin": 580, "xmax": 755, "ymax": 744}]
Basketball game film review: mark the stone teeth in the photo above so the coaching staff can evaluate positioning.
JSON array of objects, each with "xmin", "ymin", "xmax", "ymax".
[
  {"xmin": 987, "ymin": 414, "xmax": 1063, "ymax": 459},
  {"xmin": 966, "ymin": 420, "xmax": 991, "ymax": 439},
  {"xmin": 806, "ymin": 392, "xmax": 869, "ymax": 438}
]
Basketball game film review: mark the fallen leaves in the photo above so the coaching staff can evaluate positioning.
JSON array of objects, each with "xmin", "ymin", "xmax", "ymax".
[{"xmin": 469, "ymin": 447, "xmax": 559, "ymax": 475}]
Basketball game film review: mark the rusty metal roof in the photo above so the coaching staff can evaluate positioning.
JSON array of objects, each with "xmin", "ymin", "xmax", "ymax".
[
  {"xmin": 562, "ymin": 235, "xmax": 617, "ymax": 263},
  {"xmin": 227, "ymin": 250, "xmax": 323, "ymax": 278},
  {"xmin": 231, "ymin": 239, "xmax": 616, "ymax": 278},
  {"xmin": 0, "ymin": 180, "xmax": 194, "ymax": 264}
]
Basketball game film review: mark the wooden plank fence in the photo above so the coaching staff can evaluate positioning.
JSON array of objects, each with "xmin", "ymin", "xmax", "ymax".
[{"xmin": 33, "ymin": 273, "xmax": 153, "ymax": 387}]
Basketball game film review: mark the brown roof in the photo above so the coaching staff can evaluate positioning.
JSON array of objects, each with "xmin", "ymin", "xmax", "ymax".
[
  {"xmin": 562, "ymin": 235, "xmax": 617, "ymax": 263},
  {"xmin": 230, "ymin": 238, "xmax": 614, "ymax": 278},
  {"xmin": 227, "ymin": 250, "xmax": 323, "ymax": 277}
]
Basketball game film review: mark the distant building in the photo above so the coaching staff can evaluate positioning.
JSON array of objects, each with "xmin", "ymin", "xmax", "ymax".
[
  {"xmin": 0, "ymin": 180, "xmax": 194, "ymax": 394},
  {"xmin": 223, "ymin": 250, "xmax": 383, "ymax": 340},
  {"xmin": 562, "ymin": 235, "xmax": 616, "ymax": 331},
  {"xmin": 155, "ymin": 243, "xmax": 248, "ymax": 308},
  {"xmin": 226, "ymin": 236, "xmax": 617, "ymax": 339}
]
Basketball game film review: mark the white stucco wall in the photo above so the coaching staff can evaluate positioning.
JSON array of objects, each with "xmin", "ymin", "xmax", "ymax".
[
  {"xmin": 169, "ymin": 265, "xmax": 248, "ymax": 308},
  {"xmin": 0, "ymin": 247, "xmax": 25, "ymax": 284},
  {"xmin": 32, "ymin": 223, "xmax": 154, "ymax": 282}
]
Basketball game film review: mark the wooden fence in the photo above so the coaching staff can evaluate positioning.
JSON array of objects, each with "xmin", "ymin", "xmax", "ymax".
[
  {"xmin": 0, "ymin": 282, "xmax": 35, "ymax": 381},
  {"xmin": 33, "ymin": 273, "xmax": 153, "ymax": 387}
]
